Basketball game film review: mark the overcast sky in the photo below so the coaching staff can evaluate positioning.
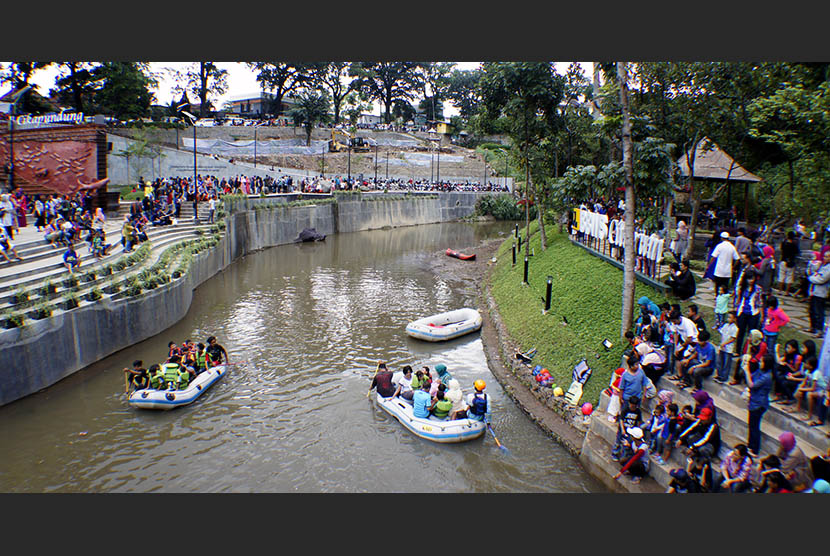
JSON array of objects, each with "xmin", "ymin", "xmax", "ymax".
[{"xmin": 5, "ymin": 62, "xmax": 591, "ymax": 117}]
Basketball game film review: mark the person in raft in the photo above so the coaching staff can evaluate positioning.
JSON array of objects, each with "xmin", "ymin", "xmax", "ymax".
[
  {"xmin": 466, "ymin": 380, "xmax": 492, "ymax": 424},
  {"xmin": 206, "ymin": 336, "xmax": 229, "ymax": 367},
  {"xmin": 370, "ymin": 362, "xmax": 397, "ymax": 398}
]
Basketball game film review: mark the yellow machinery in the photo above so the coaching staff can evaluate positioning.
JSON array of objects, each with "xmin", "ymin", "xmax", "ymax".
[{"xmin": 329, "ymin": 129, "xmax": 372, "ymax": 153}]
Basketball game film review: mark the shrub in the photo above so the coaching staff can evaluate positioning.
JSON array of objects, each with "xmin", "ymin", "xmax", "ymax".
[
  {"xmin": 104, "ymin": 281, "xmax": 121, "ymax": 295},
  {"xmin": 113, "ymin": 259, "xmax": 127, "ymax": 271},
  {"xmin": 102, "ymin": 264, "xmax": 114, "ymax": 276},
  {"xmin": 13, "ymin": 288, "xmax": 29, "ymax": 305},
  {"xmin": 3, "ymin": 312, "xmax": 25, "ymax": 329},
  {"xmin": 29, "ymin": 302, "xmax": 52, "ymax": 320},
  {"xmin": 82, "ymin": 270, "xmax": 97, "ymax": 283},
  {"xmin": 86, "ymin": 287, "xmax": 103, "ymax": 302},
  {"xmin": 127, "ymin": 283, "xmax": 142, "ymax": 297},
  {"xmin": 63, "ymin": 274, "xmax": 79, "ymax": 288},
  {"xmin": 38, "ymin": 281, "xmax": 57, "ymax": 297},
  {"xmin": 62, "ymin": 293, "xmax": 79, "ymax": 310}
]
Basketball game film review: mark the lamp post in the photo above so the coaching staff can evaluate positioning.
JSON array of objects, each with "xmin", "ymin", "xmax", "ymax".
[
  {"xmin": 347, "ymin": 141, "xmax": 351, "ymax": 189},
  {"xmin": 179, "ymin": 105, "xmax": 197, "ymax": 200},
  {"xmin": 523, "ymin": 255, "xmax": 529, "ymax": 285},
  {"xmin": 6, "ymin": 85, "xmax": 31, "ymax": 193},
  {"xmin": 544, "ymin": 275, "xmax": 553, "ymax": 313},
  {"xmin": 254, "ymin": 127, "xmax": 257, "ymax": 168},
  {"xmin": 374, "ymin": 141, "xmax": 378, "ymax": 186}
]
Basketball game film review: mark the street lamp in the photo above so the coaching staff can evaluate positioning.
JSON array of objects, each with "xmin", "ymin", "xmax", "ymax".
[
  {"xmin": 6, "ymin": 85, "xmax": 32, "ymax": 192},
  {"xmin": 178, "ymin": 105, "xmax": 197, "ymax": 199}
]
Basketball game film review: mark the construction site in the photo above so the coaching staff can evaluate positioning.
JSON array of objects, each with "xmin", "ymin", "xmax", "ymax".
[{"xmin": 113, "ymin": 125, "xmax": 512, "ymax": 185}]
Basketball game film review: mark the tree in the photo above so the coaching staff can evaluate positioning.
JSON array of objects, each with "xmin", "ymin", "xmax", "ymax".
[
  {"xmin": 416, "ymin": 62, "xmax": 453, "ymax": 121},
  {"xmin": 311, "ymin": 62, "xmax": 354, "ymax": 126},
  {"xmin": 249, "ymin": 62, "xmax": 314, "ymax": 116},
  {"xmin": 92, "ymin": 62, "xmax": 156, "ymax": 120},
  {"xmin": 348, "ymin": 62, "xmax": 421, "ymax": 124},
  {"xmin": 1, "ymin": 62, "xmax": 55, "ymax": 114},
  {"xmin": 168, "ymin": 62, "xmax": 229, "ymax": 118},
  {"xmin": 477, "ymin": 62, "xmax": 564, "ymax": 254},
  {"xmin": 49, "ymin": 62, "xmax": 100, "ymax": 113},
  {"xmin": 618, "ymin": 62, "xmax": 637, "ymax": 337},
  {"xmin": 287, "ymin": 91, "xmax": 331, "ymax": 146},
  {"xmin": 446, "ymin": 68, "xmax": 483, "ymax": 122}
]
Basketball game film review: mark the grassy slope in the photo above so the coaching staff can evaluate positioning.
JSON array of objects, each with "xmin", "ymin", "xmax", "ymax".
[{"xmin": 488, "ymin": 222, "xmax": 822, "ymax": 407}]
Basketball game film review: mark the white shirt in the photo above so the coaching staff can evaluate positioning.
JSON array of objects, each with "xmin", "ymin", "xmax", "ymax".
[
  {"xmin": 673, "ymin": 316, "xmax": 699, "ymax": 344},
  {"xmin": 209, "ymin": 199, "xmax": 216, "ymax": 211},
  {"xmin": 718, "ymin": 322, "xmax": 739, "ymax": 355},
  {"xmin": 711, "ymin": 240, "xmax": 739, "ymax": 278}
]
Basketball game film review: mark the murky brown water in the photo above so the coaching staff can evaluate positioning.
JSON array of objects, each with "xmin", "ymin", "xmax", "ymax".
[{"xmin": 0, "ymin": 221, "xmax": 606, "ymax": 493}]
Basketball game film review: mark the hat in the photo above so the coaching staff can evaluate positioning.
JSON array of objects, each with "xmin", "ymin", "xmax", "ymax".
[
  {"xmin": 811, "ymin": 479, "xmax": 830, "ymax": 494},
  {"xmin": 670, "ymin": 468, "xmax": 689, "ymax": 481},
  {"xmin": 698, "ymin": 407, "xmax": 714, "ymax": 421},
  {"xmin": 749, "ymin": 330, "xmax": 763, "ymax": 345},
  {"xmin": 626, "ymin": 427, "xmax": 644, "ymax": 439},
  {"xmin": 720, "ymin": 231, "xmax": 730, "ymax": 239}
]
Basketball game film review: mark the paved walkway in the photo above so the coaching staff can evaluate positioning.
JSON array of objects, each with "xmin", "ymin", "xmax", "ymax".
[{"xmin": 691, "ymin": 273, "xmax": 826, "ymax": 340}]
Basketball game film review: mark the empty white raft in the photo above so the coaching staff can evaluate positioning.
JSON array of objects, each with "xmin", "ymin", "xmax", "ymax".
[
  {"xmin": 405, "ymin": 308, "xmax": 483, "ymax": 342},
  {"xmin": 128, "ymin": 365, "xmax": 227, "ymax": 410},
  {"xmin": 375, "ymin": 394, "xmax": 486, "ymax": 443}
]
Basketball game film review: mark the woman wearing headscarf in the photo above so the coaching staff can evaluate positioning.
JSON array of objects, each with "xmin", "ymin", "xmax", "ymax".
[
  {"xmin": 673, "ymin": 220, "xmax": 689, "ymax": 264},
  {"xmin": 446, "ymin": 379, "xmax": 467, "ymax": 420},
  {"xmin": 776, "ymin": 431, "xmax": 814, "ymax": 491},
  {"xmin": 692, "ymin": 390, "xmax": 717, "ymax": 423},
  {"xmin": 755, "ymin": 245, "xmax": 776, "ymax": 298},
  {"xmin": 92, "ymin": 207, "xmax": 106, "ymax": 232},
  {"xmin": 434, "ymin": 364, "xmax": 452, "ymax": 386}
]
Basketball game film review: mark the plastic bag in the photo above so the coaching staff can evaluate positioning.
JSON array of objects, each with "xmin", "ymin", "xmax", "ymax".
[
  {"xmin": 644, "ymin": 377, "xmax": 658, "ymax": 399},
  {"xmin": 606, "ymin": 393, "xmax": 621, "ymax": 418}
]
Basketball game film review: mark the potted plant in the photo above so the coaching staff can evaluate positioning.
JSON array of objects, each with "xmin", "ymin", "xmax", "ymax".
[
  {"xmin": 38, "ymin": 281, "xmax": 57, "ymax": 297},
  {"xmin": 3, "ymin": 312, "xmax": 25, "ymax": 329},
  {"xmin": 29, "ymin": 302, "xmax": 52, "ymax": 320},
  {"xmin": 62, "ymin": 293, "xmax": 79, "ymax": 310},
  {"xmin": 12, "ymin": 288, "xmax": 29, "ymax": 305},
  {"xmin": 82, "ymin": 269, "xmax": 97, "ymax": 283},
  {"xmin": 85, "ymin": 287, "xmax": 103, "ymax": 302},
  {"xmin": 63, "ymin": 275, "xmax": 79, "ymax": 289}
]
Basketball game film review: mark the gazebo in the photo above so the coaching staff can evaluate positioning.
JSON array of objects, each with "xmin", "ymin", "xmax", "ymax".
[{"xmin": 676, "ymin": 137, "xmax": 762, "ymax": 221}]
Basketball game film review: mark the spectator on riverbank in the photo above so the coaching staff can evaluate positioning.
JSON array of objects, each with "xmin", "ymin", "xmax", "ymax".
[
  {"xmin": 746, "ymin": 355, "xmax": 774, "ymax": 458},
  {"xmin": 717, "ymin": 444, "xmax": 754, "ymax": 493},
  {"xmin": 761, "ymin": 296, "xmax": 790, "ymax": 351},
  {"xmin": 806, "ymin": 250, "xmax": 830, "ymax": 337},
  {"xmin": 777, "ymin": 431, "xmax": 814, "ymax": 492},
  {"xmin": 613, "ymin": 426, "xmax": 650, "ymax": 485},
  {"xmin": 777, "ymin": 231, "xmax": 801, "ymax": 296},
  {"xmin": 708, "ymin": 231, "xmax": 739, "ymax": 292},
  {"xmin": 715, "ymin": 311, "xmax": 739, "ymax": 384},
  {"xmin": 666, "ymin": 260, "xmax": 696, "ymax": 300}
]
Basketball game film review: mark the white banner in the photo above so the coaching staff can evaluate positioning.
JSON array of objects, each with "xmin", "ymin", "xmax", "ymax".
[{"xmin": 573, "ymin": 208, "xmax": 663, "ymax": 262}]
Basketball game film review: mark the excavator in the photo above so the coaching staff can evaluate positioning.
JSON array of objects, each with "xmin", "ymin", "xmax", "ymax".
[{"xmin": 329, "ymin": 129, "xmax": 372, "ymax": 153}]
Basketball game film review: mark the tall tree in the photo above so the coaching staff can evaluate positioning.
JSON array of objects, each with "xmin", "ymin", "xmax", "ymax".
[
  {"xmin": 311, "ymin": 62, "xmax": 354, "ymax": 125},
  {"xmin": 49, "ymin": 62, "xmax": 100, "ymax": 113},
  {"xmin": 446, "ymin": 68, "xmax": 483, "ymax": 122},
  {"xmin": 478, "ymin": 62, "xmax": 564, "ymax": 254},
  {"xmin": 92, "ymin": 62, "xmax": 156, "ymax": 120},
  {"xmin": 249, "ymin": 62, "xmax": 314, "ymax": 117},
  {"xmin": 416, "ymin": 62, "xmax": 454, "ymax": 121},
  {"xmin": 348, "ymin": 62, "xmax": 421, "ymax": 124},
  {"xmin": 618, "ymin": 62, "xmax": 637, "ymax": 337},
  {"xmin": 286, "ymin": 90, "xmax": 331, "ymax": 146}
]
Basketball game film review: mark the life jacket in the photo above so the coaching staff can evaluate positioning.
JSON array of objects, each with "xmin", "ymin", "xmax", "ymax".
[
  {"xmin": 149, "ymin": 368, "xmax": 165, "ymax": 389},
  {"xmin": 470, "ymin": 392, "xmax": 488, "ymax": 416},
  {"xmin": 162, "ymin": 363, "xmax": 189, "ymax": 390},
  {"xmin": 432, "ymin": 399, "xmax": 453, "ymax": 420},
  {"xmin": 195, "ymin": 350, "xmax": 207, "ymax": 369}
]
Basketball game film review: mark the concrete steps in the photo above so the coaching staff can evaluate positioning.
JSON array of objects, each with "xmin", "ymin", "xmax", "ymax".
[{"xmin": 0, "ymin": 224, "xmax": 213, "ymax": 304}]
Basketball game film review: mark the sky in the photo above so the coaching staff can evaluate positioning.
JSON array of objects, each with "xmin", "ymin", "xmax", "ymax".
[{"xmin": 4, "ymin": 62, "xmax": 591, "ymax": 117}]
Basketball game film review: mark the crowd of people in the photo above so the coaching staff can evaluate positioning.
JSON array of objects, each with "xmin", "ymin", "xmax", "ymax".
[
  {"xmin": 123, "ymin": 335, "xmax": 229, "ymax": 392},
  {"xmin": 607, "ymin": 276, "xmax": 829, "ymax": 492},
  {"xmin": 369, "ymin": 362, "xmax": 492, "ymax": 424}
]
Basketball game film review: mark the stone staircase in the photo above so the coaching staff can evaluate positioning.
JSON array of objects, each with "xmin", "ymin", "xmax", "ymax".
[
  {"xmin": 0, "ymin": 202, "xmax": 218, "ymax": 321},
  {"xmin": 582, "ymin": 371, "xmax": 828, "ymax": 492}
]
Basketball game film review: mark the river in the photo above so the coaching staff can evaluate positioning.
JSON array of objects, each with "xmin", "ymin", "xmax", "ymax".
[{"xmin": 0, "ymin": 221, "xmax": 606, "ymax": 493}]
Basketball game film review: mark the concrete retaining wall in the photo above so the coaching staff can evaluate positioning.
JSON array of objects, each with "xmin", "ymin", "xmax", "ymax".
[{"xmin": 0, "ymin": 192, "xmax": 488, "ymax": 407}]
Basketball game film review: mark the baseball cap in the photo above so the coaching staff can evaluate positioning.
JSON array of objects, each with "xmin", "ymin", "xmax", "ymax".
[{"xmin": 720, "ymin": 231, "xmax": 730, "ymax": 239}]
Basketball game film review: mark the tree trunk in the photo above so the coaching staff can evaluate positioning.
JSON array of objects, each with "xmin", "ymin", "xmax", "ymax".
[
  {"xmin": 535, "ymin": 179, "xmax": 547, "ymax": 250},
  {"xmin": 618, "ymin": 62, "xmax": 636, "ymax": 338}
]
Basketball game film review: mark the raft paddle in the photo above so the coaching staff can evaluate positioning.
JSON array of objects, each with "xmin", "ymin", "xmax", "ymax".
[
  {"xmin": 366, "ymin": 361, "xmax": 381, "ymax": 397},
  {"xmin": 124, "ymin": 372, "xmax": 130, "ymax": 395},
  {"xmin": 487, "ymin": 422, "xmax": 509, "ymax": 454}
]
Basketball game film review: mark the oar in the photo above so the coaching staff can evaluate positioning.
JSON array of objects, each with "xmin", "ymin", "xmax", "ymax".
[
  {"xmin": 366, "ymin": 361, "xmax": 381, "ymax": 397},
  {"xmin": 487, "ymin": 422, "xmax": 509, "ymax": 454},
  {"xmin": 224, "ymin": 360, "xmax": 248, "ymax": 366},
  {"xmin": 124, "ymin": 371, "xmax": 130, "ymax": 395}
]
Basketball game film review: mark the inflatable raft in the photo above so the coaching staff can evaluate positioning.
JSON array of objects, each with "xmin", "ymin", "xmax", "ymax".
[
  {"xmin": 128, "ymin": 365, "xmax": 227, "ymax": 410},
  {"xmin": 405, "ymin": 308, "xmax": 483, "ymax": 342},
  {"xmin": 375, "ymin": 394, "xmax": 486, "ymax": 443},
  {"xmin": 446, "ymin": 248, "xmax": 476, "ymax": 261}
]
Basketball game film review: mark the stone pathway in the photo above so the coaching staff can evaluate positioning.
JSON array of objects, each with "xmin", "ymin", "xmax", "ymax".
[{"xmin": 691, "ymin": 274, "xmax": 825, "ymax": 339}]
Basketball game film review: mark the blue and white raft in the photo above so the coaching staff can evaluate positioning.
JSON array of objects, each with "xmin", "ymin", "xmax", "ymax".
[
  {"xmin": 128, "ymin": 365, "xmax": 227, "ymax": 410},
  {"xmin": 405, "ymin": 308, "xmax": 483, "ymax": 342},
  {"xmin": 375, "ymin": 394, "xmax": 486, "ymax": 443}
]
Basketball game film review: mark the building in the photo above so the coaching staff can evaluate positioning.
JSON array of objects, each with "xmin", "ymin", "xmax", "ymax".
[
  {"xmin": 228, "ymin": 92, "xmax": 299, "ymax": 117},
  {"xmin": 358, "ymin": 113, "xmax": 382, "ymax": 126}
]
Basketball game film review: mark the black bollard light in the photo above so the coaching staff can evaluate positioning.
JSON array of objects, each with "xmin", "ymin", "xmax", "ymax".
[
  {"xmin": 512, "ymin": 242, "xmax": 516, "ymax": 266},
  {"xmin": 515, "ymin": 223, "xmax": 519, "ymax": 238},
  {"xmin": 523, "ymin": 256, "xmax": 529, "ymax": 284},
  {"xmin": 518, "ymin": 234, "xmax": 522, "ymax": 252},
  {"xmin": 544, "ymin": 275, "xmax": 552, "ymax": 313}
]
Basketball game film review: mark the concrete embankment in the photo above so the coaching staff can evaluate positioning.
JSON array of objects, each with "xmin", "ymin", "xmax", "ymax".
[{"xmin": 0, "ymin": 192, "xmax": 485, "ymax": 407}]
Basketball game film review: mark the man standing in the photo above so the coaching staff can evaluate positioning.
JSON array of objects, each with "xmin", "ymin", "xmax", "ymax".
[
  {"xmin": 778, "ymin": 231, "xmax": 801, "ymax": 296},
  {"xmin": 708, "ymin": 231, "xmax": 739, "ymax": 291},
  {"xmin": 806, "ymin": 250, "xmax": 830, "ymax": 337},
  {"xmin": 205, "ymin": 335, "xmax": 229, "ymax": 367}
]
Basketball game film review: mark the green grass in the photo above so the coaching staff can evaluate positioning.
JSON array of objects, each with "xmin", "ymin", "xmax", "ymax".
[{"xmin": 489, "ymin": 223, "xmax": 663, "ymax": 404}]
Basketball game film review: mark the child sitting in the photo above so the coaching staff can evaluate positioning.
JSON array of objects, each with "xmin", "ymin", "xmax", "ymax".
[
  {"xmin": 613, "ymin": 427, "xmax": 650, "ymax": 485},
  {"xmin": 642, "ymin": 404, "xmax": 667, "ymax": 453}
]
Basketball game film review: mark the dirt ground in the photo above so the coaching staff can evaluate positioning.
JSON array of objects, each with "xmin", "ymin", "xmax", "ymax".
[
  {"xmin": 424, "ymin": 230, "xmax": 588, "ymax": 455},
  {"xmin": 238, "ymin": 144, "xmax": 495, "ymax": 182}
]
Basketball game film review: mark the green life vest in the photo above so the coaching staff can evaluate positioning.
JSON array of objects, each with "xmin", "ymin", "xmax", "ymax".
[
  {"xmin": 162, "ymin": 363, "xmax": 189, "ymax": 389},
  {"xmin": 195, "ymin": 350, "xmax": 206, "ymax": 368},
  {"xmin": 149, "ymin": 368, "xmax": 165, "ymax": 389},
  {"xmin": 433, "ymin": 399, "xmax": 453, "ymax": 419}
]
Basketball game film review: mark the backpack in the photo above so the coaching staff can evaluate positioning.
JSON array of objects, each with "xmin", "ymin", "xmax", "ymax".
[{"xmin": 470, "ymin": 392, "xmax": 488, "ymax": 416}]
